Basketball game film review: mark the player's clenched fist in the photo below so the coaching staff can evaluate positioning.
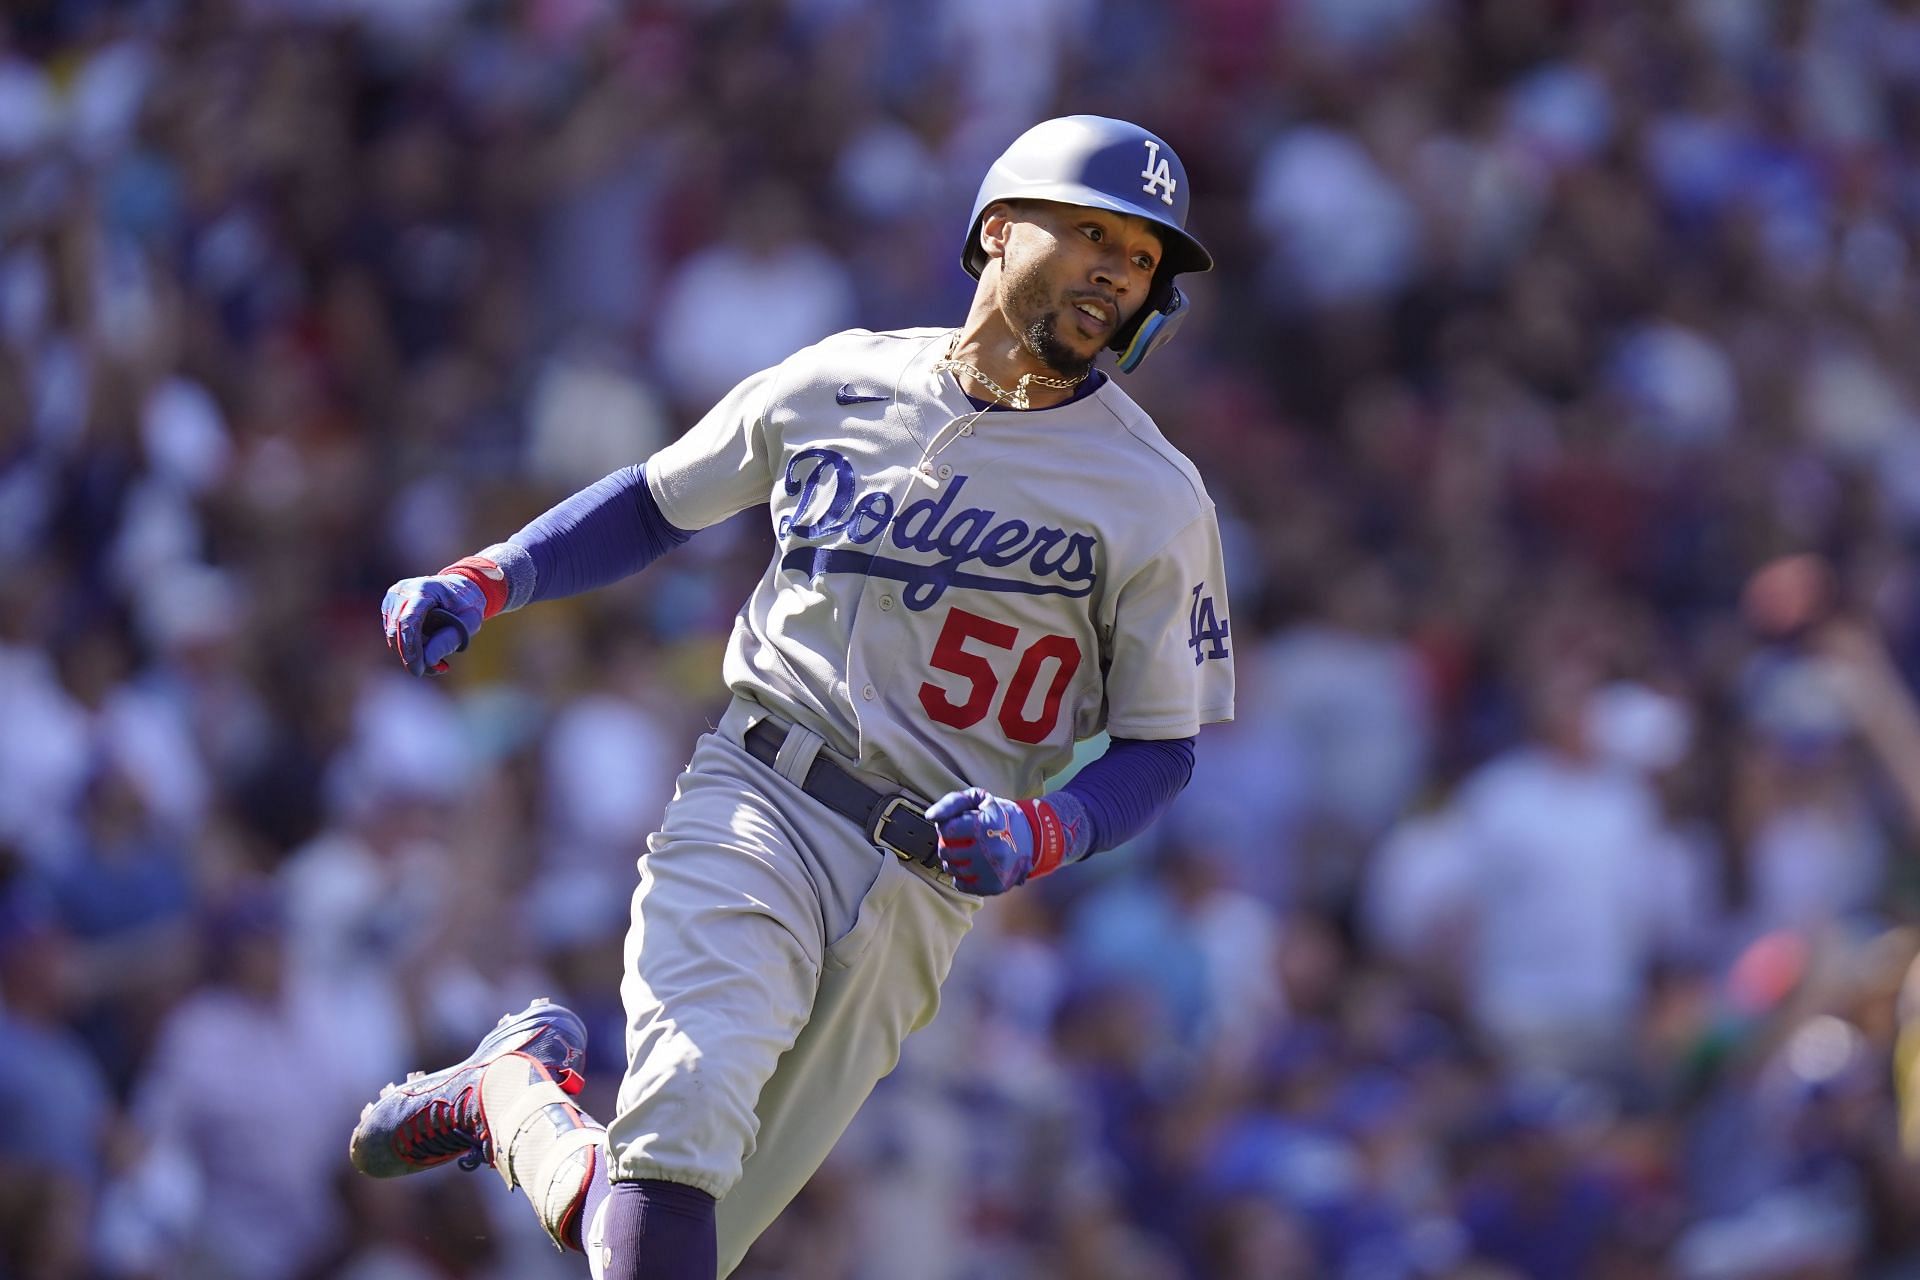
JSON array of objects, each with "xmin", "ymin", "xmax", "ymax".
[
  {"xmin": 926, "ymin": 788, "xmax": 1075, "ymax": 895},
  {"xmin": 381, "ymin": 556, "xmax": 509, "ymax": 676}
]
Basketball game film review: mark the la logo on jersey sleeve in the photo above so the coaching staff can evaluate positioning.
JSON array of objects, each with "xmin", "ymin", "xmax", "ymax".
[{"xmin": 1188, "ymin": 582, "xmax": 1229, "ymax": 664}]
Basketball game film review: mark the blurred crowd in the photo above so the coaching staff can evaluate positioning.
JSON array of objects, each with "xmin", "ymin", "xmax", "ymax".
[{"xmin": 12, "ymin": 0, "xmax": 1920, "ymax": 1277}]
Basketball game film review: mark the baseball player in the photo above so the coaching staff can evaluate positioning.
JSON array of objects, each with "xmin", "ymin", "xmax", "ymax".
[{"xmin": 350, "ymin": 116, "xmax": 1234, "ymax": 1279}]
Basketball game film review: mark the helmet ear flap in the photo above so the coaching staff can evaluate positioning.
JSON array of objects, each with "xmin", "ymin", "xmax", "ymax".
[{"xmin": 1110, "ymin": 279, "xmax": 1190, "ymax": 373}]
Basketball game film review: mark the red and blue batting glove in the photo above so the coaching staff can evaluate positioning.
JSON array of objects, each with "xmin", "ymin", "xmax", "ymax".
[
  {"xmin": 381, "ymin": 556, "xmax": 509, "ymax": 676},
  {"xmin": 925, "ymin": 788, "xmax": 1083, "ymax": 896}
]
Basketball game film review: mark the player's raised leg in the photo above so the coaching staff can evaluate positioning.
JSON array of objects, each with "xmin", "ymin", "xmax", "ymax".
[
  {"xmin": 348, "ymin": 997, "xmax": 607, "ymax": 1250},
  {"xmin": 349, "ymin": 997, "xmax": 588, "ymax": 1177}
]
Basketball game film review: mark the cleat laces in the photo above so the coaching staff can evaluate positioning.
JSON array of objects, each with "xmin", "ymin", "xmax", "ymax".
[{"xmin": 393, "ymin": 1085, "xmax": 490, "ymax": 1170}]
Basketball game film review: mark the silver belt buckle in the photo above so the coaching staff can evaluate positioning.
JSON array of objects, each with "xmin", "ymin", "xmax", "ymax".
[
  {"xmin": 871, "ymin": 795, "xmax": 921, "ymax": 860},
  {"xmin": 872, "ymin": 795, "xmax": 955, "ymax": 887}
]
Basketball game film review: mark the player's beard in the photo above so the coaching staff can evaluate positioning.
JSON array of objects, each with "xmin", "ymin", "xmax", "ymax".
[
  {"xmin": 1021, "ymin": 313, "xmax": 1096, "ymax": 381},
  {"xmin": 1004, "ymin": 262, "xmax": 1097, "ymax": 380}
]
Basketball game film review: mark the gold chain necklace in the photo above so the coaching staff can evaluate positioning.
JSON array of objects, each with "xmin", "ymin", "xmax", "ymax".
[
  {"xmin": 934, "ymin": 335, "xmax": 1086, "ymax": 411},
  {"xmin": 910, "ymin": 334, "xmax": 1090, "ymax": 485}
]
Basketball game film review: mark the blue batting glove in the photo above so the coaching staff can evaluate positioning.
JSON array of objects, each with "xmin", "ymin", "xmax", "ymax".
[
  {"xmin": 927, "ymin": 789, "xmax": 1087, "ymax": 894},
  {"xmin": 926, "ymin": 789, "xmax": 1035, "ymax": 895},
  {"xmin": 381, "ymin": 573, "xmax": 487, "ymax": 677}
]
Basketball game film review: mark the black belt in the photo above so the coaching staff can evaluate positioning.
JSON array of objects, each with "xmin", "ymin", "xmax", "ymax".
[{"xmin": 743, "ymin": 719, "xmax": 942, "ymax": 871}]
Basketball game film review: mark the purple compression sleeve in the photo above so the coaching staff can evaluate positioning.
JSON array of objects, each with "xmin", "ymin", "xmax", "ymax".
[
  {"xmin": 492, "ymin": 464, "xmax": 691, "ymax": 608},
  {"xmin": 1056, "ymin": 735, "xmax": 1196, "ymax": 856},
  {"xmin": 585, "ymin": 1177, "xmax": 716, "ymax": 1279}
]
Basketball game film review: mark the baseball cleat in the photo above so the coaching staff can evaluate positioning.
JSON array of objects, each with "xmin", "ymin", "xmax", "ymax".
[{"xmin": 349, "ymin": 997, "xmax": 588, "ymax": 1179}]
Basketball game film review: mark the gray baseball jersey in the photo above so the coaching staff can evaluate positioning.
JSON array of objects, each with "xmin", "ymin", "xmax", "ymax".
[{"xmin": 644, "ymin": 325, "xmax": 1236, "ymax": 802}]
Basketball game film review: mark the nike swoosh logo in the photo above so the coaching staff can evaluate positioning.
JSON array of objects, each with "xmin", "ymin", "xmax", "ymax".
[{"xmin": 836, "ymin": 384, "xmax": 887, "ymax": 405}]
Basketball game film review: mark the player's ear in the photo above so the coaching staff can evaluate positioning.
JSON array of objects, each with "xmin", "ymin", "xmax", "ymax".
[{"xmin": 979, "ymin": 201, "xmax": 1018, "ymax": 264}]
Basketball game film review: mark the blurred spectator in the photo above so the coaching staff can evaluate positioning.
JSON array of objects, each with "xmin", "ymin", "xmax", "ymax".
[
  {"xmin": 1246, "ymin": 563, "xmax": 1433, "ymax": 904},
  {"xmin": 652, "ymin": 180, "xmax": 855, "ymax": 412},
  {"xmin": 1250, "ymin": 123, "xmax": 1422, "ymax": 310},
  {"xmin": 1068, "ymin": 842, "xmax": 1283, "ymax": 1063},
  {"xmin": 1440, "ymin": 662, "xmax": 1691, "ymax": 1071},
  {"xmin": 127, "ymin": 888, "xmax": 355, "ymax": 1279},
  {"xmin": 1454, "ymin": 1083, "xmax": 1632, "ymax": 1280},
  {"xmin": 0, "ymin": 876, "xmax": 110, "ymax": 1280}
]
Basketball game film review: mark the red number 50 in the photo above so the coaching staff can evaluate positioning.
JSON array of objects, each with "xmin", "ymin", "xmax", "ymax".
[{"xmin": 917, "ymin": 607, "xmax": 1082, "ymax": 744}]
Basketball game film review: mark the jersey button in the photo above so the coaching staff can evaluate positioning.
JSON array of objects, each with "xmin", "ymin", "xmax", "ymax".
[
  {"xmin": 879, "ymin": 594, "xmax": 894, "ymax": 611},
  {"xmin": 937, "ymin": 464, "xmax": 953, "ymax": 480},
  {"xmin": 862, "ymin": 684, "xmax": 876, "ymax": 701}
]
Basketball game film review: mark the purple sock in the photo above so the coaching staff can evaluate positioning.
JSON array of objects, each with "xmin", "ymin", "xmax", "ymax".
[{"xmin": 578, "ymin": 1162, "xmax": 718, "ymax": 1280}]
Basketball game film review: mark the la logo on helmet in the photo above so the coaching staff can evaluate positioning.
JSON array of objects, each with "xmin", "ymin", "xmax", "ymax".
[{"xmin": 1140, "ymin": 140, "xmax": 1177, "ymax": 206}]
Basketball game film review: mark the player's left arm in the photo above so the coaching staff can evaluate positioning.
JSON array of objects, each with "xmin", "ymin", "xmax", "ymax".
[
  {"xmin": 929, "ymin": 736, "xmax": 1196, "ymax": 893},
  {"xmin": 931, "ymin": 505, "xmax": 1234, "ymax": 895}
]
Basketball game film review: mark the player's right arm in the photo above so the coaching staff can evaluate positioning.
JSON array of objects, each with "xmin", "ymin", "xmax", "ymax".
[{"xmin": 383, "ymin": 363, "xmax": 782, "ymax": 675}]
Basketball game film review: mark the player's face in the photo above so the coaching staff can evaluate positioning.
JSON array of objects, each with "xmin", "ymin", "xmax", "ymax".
[{"xmin": 996, "ymin": 203, "xmax": 1163, "ymax": 377}]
